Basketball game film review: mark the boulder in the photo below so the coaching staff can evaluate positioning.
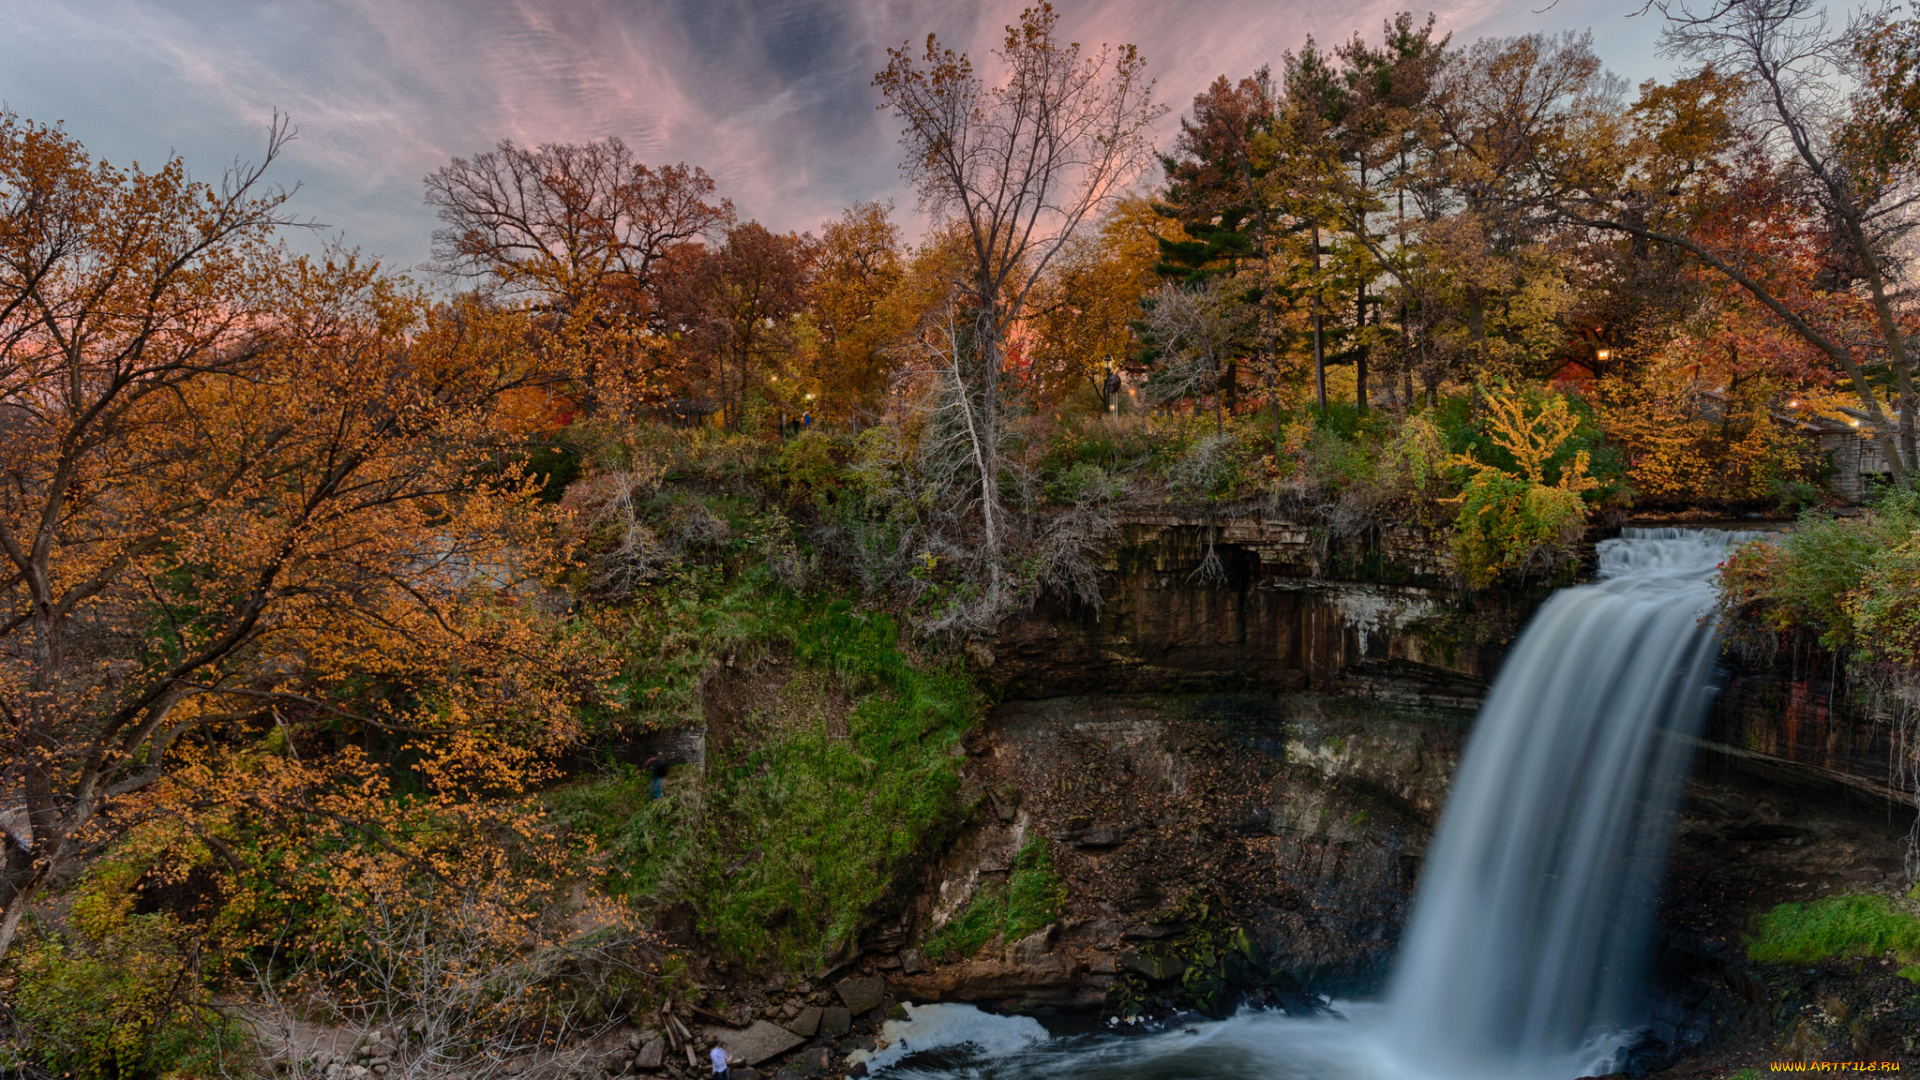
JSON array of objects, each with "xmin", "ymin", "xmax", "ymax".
[
  {"xmin": 899, "ymin": 948, "xmax": 925, "ymax": 976},
  {"xmin": 634, "ymin": 1037, "xmax": 665, "ymax": 1070},
  {"xmin": 819, "ymin": 1006, "xmax": 852, "ymax": 1036},
  {"xmin": 836, "ymin": 975, "xmax": 887, "ymax": 1015},
  {"xmin": 1120, "ymin": 949, "xmax": 1186, "ymax": 981},
  {"xmin": 785, "ymin": 1005, "xmax": 822, "ymax": 1038},
  {"xmin": 1072, "ymin": 825, "xmax": 1128, "ymax": 848},
  {"xmin": 1006, "ymin": 925, "xmax": 1054, "ymax": 965},
  {"xmin": 706, "ymin": 1021, "xmax": 804, "ymax": 1067}
]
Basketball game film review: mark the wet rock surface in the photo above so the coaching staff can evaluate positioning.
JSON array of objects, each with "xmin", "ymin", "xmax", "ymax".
[
  {"xmin": 1636, "ymin": 763, "xmax": 1920, "ymax": 1075},
  {"xmin": 897, "ymin": 693, "xmax": 1472, "ymax": 1011},
  {"xmin": 987, "ymin": 521, "xmax": 1544, "ymax": 707}
]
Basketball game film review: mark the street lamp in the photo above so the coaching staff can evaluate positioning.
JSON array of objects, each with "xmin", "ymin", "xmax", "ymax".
[{"xmin": 1594, "ymin": 347, "xmax": 1611, "ymax": 366}]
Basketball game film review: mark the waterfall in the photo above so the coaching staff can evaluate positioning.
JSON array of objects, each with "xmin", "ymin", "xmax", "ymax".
[{"xmin": 1385, "ymin": 528, "xmax": 1744, "ymax": 1079}]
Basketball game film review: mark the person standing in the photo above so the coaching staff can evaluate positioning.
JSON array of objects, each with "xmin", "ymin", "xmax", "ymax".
[
  {"xmin": 709, "ymin": 1042, "xmax": 733, "ymax": 1078},
  {"xmin": 644, "ymin": 755, "xmax": 670, "ymax": 800}
]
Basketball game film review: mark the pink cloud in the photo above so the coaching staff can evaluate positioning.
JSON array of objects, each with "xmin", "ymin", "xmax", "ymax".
[{"xmin": 0, "ymin": 0, "xmax": 1664, "ymax": 270}]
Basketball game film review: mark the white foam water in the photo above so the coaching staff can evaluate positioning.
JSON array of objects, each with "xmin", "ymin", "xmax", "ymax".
[{"xmin": 868, "ymin": 530, "xmax": 1747, "ymax": 1080}]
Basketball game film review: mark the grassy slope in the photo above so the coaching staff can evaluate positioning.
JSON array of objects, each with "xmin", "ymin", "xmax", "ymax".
[{"xmin": 553, "ymin": 580, "xmax": 980, "ymax": 972}]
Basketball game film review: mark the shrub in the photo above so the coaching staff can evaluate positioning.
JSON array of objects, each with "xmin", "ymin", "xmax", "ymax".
[
  {"xmin": 1717, "ymin": 490, "xmax": 1920, "ymax": 653},
  {"xmin": 1451, "ymin": 472, "xmax": 1591, "ymax": 588},
  {"xmin": 1446, "ymin": 385, "xmax": 1601, "ymax": 587},
  {"xmin": 5, "ymin": 915, "xmax": 251, "ymax": 1078}
]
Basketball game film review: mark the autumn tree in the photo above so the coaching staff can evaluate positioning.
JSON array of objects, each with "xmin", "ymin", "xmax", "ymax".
[
  {"xmin": 1138, "ymin": 278, "xmax": 1258, "ymax": 432},
  {"xmin": 0, "ymin": 114, "xmax": 595, "ymax": 963},
  {"xmin": 874, "ymin": 2, "xmax": 1162, "ymax": 561},
  {"xmin": 1025, "ymin": 197, "xmax": 1173, "ymax": 407},
  {"xmin": 1560, "ymin": 0, "xmax": 1920, "ymax": 481},
  {"xmin": 1153, "ymin": 70, "xmax": 1286, "ymax": 417},
  {"xmin": 664, "ymin": 221, "xmax": 816, "ymax": 430},
  {"xmin": 800, "ymin": 202, "xmax": 906, "ymax": 422},
  {"xmin": 423, "ymin": 138, "xmax": 734, "ymax": 411},
  {"xmin": 1411, "ymin": 31, "xmax": 1616, "ymax": 387},
  {"xmin": 1331, "ymin": 14, "xmax": 1450, "ymax": 408}
]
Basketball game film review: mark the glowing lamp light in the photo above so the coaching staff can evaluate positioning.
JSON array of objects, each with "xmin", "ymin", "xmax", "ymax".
[
  {"xmin": 1788, "ymin": 399, "xmax": 1800, "ymax": 408},
  {"xmin": 1595, "ymin": 348, "xmax": 1611, "ymax": 363}
]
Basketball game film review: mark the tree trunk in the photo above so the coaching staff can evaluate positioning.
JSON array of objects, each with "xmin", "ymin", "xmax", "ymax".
[
  {"xmin": 1355, "ymin": 281, "xmax": 1369, "ymax": 415},
  {"xmin": 0, "ymin": 862, "xmax": 35, "ymax": 964},
  {"xmin": 975, "ymin": 302, "xmax": 1003, "ymax": 557},
  {"xmin": 1312, "ymin": 224, "xmax": 1326, "ymax": 412}
]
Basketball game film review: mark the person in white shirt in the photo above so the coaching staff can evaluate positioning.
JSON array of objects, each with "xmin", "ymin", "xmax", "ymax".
[{"xmin": 709, "ymin": 1042, "xmax": 732, "ymax": 1078}]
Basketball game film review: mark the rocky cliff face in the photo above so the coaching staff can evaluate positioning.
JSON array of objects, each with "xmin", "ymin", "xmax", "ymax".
[
  {"xmin": 896, "ymin": 515, "xmax": 1919, "ymax": 1053},
  {"xmin": 891, "ymin": 694, "xmax": 1468, "ymax": 1012},
  {"xmin": 988, "ymin": 517, "xmax": 1548, "ymax": 709},
  {"xmin": 1706, "ymin": 640, "xmax": 1918, "ymax": 808}
]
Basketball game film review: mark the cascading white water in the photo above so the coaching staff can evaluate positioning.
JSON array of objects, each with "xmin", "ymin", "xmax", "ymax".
[{"xmin": 1384, "ymin": 528, "xmax": 1743, "ymax": 1080}]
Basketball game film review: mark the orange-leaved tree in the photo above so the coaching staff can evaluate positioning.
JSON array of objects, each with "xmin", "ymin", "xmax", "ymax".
[{"xmin": 0, "ymin": 113, "xmax": 609, "ymax": 963}]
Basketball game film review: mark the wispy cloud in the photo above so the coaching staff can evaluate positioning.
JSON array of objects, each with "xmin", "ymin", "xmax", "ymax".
[{"xmin": 0, "ymin": 0, "xmax": 1664, "ymax": 271}]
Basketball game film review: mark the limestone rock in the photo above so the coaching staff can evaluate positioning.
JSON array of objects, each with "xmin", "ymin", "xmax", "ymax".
[
  {"xmin": 835, "ymin": 975, "xmax": 887, "ymax": 1015},
  {"xmin": 705, "ymin": 1021, "xmax": 804, "ymax": 1066},
  {"xmin": 785, "ymin": 1005, "xmax": 822, "ymax": 1038},
  {"xmin": 889, "ymin": 955, "xmax": 1087, "ymax": 1011},
  {"xmin": 1072, "ymin": 825, "xmax": 1127, "ymax": 848},
  {"xmin": 819, "ymin": 1006, "xmax": 852, "ymax": 1036},
  {"xmin": 1006, "ymin": 924, "xmax": 1054, "ymax": 965}
]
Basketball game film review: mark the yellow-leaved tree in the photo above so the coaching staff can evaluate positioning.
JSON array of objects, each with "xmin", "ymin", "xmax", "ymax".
[
  {"xmin": 0, "ymin": 111, "xmax": 616, "ymax": 981},
  {"xmin": 1449, "ymin": 385, "xmax": 1602, "ymax": 587}
]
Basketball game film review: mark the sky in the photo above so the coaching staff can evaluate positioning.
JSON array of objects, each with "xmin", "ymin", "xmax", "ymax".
[{"xmin": 0, "ymin": 0, "xmax": 1679, "ymax": 275}]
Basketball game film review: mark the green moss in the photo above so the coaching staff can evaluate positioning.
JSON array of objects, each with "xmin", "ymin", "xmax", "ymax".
[
  {"xmin": 1745, "ymin": 893, "xmax": 1920, "ymax": 966},
  {"xmin": 1899, "ymin": 964, "xmax": 1920, "ymax": 985},
  {"xmin": 924, "ymin": 885, "xmax": 1008, "ymax": 961},
  {"xmin": 1005, "ymin": 840, "xmax": 1068, "ymax": 940}
]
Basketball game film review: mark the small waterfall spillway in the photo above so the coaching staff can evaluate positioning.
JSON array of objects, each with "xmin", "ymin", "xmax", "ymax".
[{"xmin": 1385, "ymin": 527, "xmax": 1740, "ymax": 1079}]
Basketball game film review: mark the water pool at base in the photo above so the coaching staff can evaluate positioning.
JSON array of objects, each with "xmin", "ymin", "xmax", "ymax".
[{"xmin": 858, "ymin": 1003, "xmax": 1631, "ymax": 1080}]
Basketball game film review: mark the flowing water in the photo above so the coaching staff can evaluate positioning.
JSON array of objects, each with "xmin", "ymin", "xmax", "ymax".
[{"xmin": 866, "ymin": 529, "xmax": 1746, "ymax": 1080}]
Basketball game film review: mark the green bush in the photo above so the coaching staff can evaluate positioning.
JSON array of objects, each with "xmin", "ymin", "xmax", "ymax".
[
  {"xmin": 1718, "ymin": 490, "xmax": 1920, "ymax": 654},
  {"xmin": 5, "ymin": 916, "xmax": 251, "ymax": 1078},
  {"xmin": 1745, "ymin": 893, "xmax": 1920, "ymax": 966},
  {"xmin": 1449, "ymin": 471, "xmax": 1589, "ymax": 588}
]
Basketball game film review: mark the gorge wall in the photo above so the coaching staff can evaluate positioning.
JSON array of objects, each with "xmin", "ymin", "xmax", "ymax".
[{"xmin": 894, "ymin": 516, "xmax": 1919, "ymax": 1030}]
